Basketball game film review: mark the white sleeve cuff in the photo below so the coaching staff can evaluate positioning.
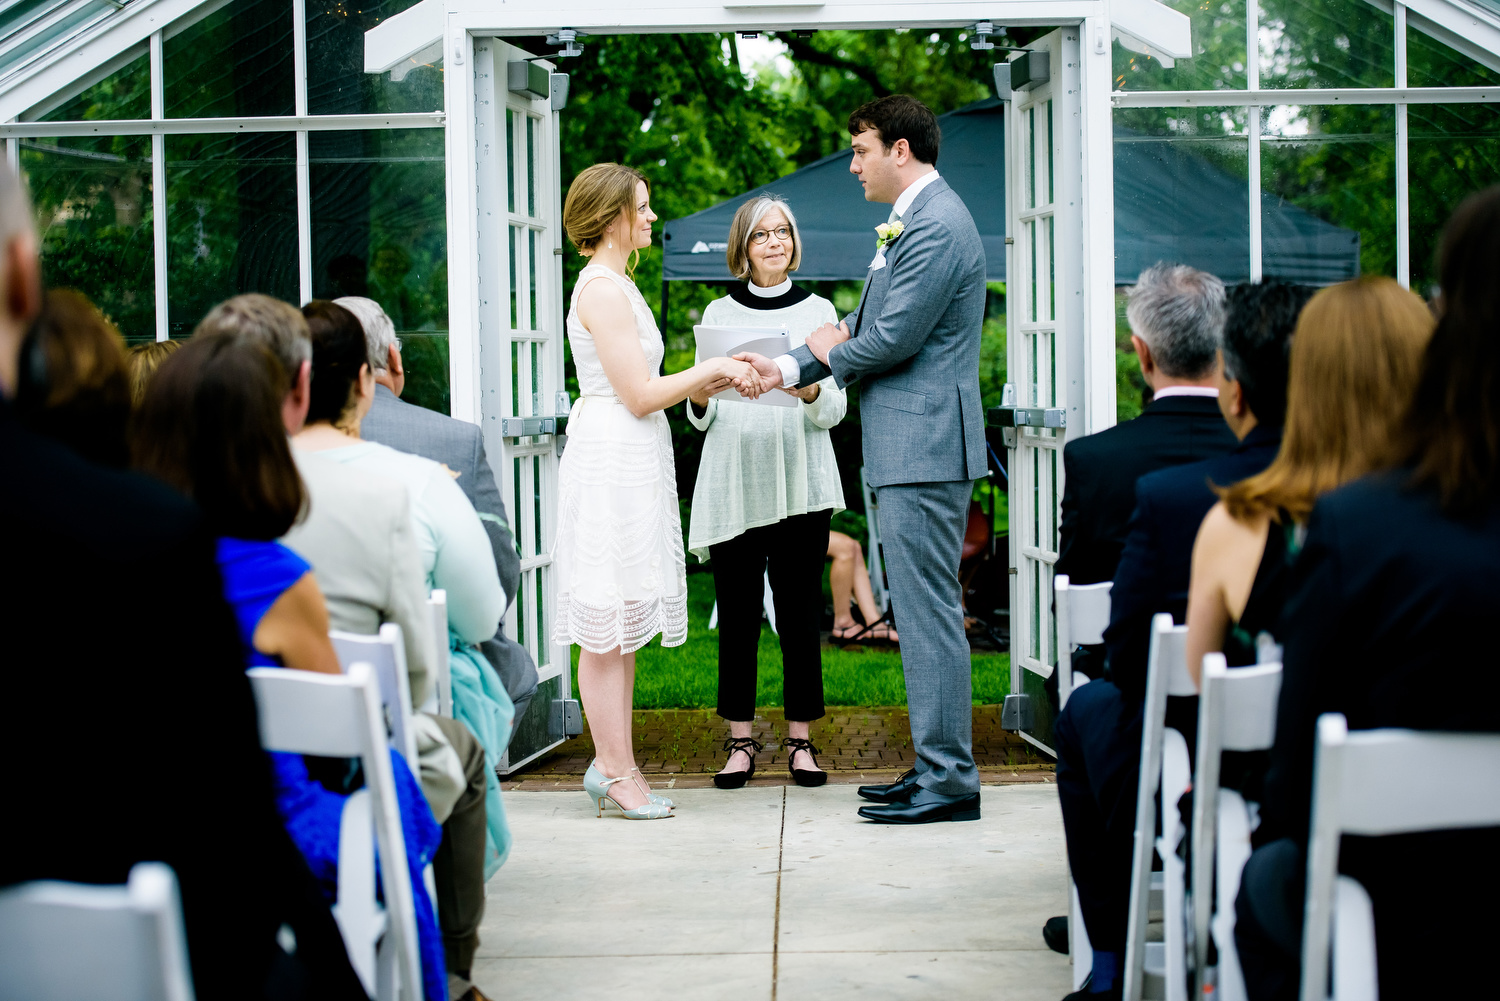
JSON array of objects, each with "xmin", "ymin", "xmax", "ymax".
[{"xmin": 775, "ymin": 353, "xmax": 800, "ymax": 389}]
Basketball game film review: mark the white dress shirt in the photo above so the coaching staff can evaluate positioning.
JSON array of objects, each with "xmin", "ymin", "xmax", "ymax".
[
  {"xmin": 1150, "ymin": 386, "xmax": 1219, "ymax": 399},
  {"xmin": 775, "ymin": 170, "xmax": 943, "ymax": 388}
]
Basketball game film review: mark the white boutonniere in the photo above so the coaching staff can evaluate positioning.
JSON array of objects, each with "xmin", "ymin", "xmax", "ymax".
[{"xmin": 874, "ymin": 220, "xmax": 905, "ymax": 251}]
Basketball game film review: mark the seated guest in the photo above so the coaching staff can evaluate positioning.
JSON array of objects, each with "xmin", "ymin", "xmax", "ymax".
[
  {"xmin": 134, "ymin": 331, "xmax": 448, "ymax": 1001},
  {"xmin": 125, "ymin": 338, "xmax": 181, "ymax": 407},
  {"xmin": 198, "ymin": 295, "xmax": 495, "ymax": 999},
  {"xmin": 828, "ymin": 529, "xmax": 897, "ymax": 644},
  {"xmin": 1049, "ymin": 262, "xmax": 1235, "ymax": 999},
  {"xmin": 0, "ymin": 163, "xmax": 364, "ymax": 1000},
  {"xmin": 1056, "ymin": 264, "xmax": 1236, "ymax": 588},
  {"xmin": 292, "ymin": 301, "xmax": 514, "ymax": 900},
  {"xmin": 1235, "ymin": 189, "xmax": 1500, "ymax": 1001},
  {"xmin": 1186, "ymin": 277, "xmax": 1432, "ymax": 681},
  {"xmin": 1106, "ymin": 282, "xmax": 1312, "ymax": 710},
  {"xmin": 337, "ymin": 294, "xmax": 540, "ymax": 733},
  {"xmin": 13, "ymin": 288, "xmax": 132, "ymax": 467}
]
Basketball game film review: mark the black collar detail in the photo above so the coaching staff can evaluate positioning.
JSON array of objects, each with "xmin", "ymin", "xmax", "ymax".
[{"xmin": 728, "ymin": 282, "xmax": 813, "ymax": 311}]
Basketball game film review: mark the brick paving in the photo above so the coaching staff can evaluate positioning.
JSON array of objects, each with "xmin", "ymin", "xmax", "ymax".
[{"xmin": 500, "ymin": 705, "xmax": 1054, "ymax": 790}]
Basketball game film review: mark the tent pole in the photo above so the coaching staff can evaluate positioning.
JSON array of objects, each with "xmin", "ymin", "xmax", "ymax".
[{"xmin": 661, "ymin": 278, "xmax": 671, "ymax": 337}]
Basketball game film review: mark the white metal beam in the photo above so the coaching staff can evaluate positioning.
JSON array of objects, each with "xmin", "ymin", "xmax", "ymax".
[
  {"xmin": 0, "ymin": 112, "xmax": 446, "ymax": 136},
  {"xmin": 1111, "ymin": 0, "xmax": 1192, "ymax": 68},
  {"xmin": 364, "ymin": 0, "xmax": 444, "ymax": 75},
  {"xmin": 1365, "ymin": 0, "xmax": 1500, "ymax": 75},
  {"xmin": 1112, "ymin": 85, "xmax": 1500, "ymax": 105},
  {"xmin": 0, "ymin": 0, "xmax": 216, "ymax": 123}
]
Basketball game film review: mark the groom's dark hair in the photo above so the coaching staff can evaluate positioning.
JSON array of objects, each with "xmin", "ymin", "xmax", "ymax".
[{"xmin": 849, "ymin": 95, "xmax": 941, "ymax": 166}]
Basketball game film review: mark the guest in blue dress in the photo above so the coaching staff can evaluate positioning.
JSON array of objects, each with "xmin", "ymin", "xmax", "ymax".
[{"xmin": 134, "ymin": 332, "xmax": 448, "ymax": 1001}]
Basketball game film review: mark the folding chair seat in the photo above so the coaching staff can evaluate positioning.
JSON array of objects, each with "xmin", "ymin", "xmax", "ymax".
[
  {"xmin": 707, "ymin": 570, "xmax": 778, "ymax": 633},
  {"xmin": 1054, "ymin": 573, "xmax": 1113, "ymax": 992},
  {"xmin": 247, "ymin": 664, "xmax": 423, "ymax": 1001},
  {"xmin": 1124, "ymin": 614, "xmax": 1195, "ymax": 1001},
  {"xmin": 1300, "ymin": 714, "xmax": 1500, "ymax": 1001},
  {"xmin": 1190, "ymin": 653, "xmax": 1283, "ymax": 1001},
  {"xmin": 428, "ymin": 590, "xmax": 451, "ymax": 717},
  {"xmin": 0, "ymin": 862, "xmax": 193, "ymax": 1001},
  {"xmin": 330, "ymin": 624, "xmax": 417, "ymax": 763}
]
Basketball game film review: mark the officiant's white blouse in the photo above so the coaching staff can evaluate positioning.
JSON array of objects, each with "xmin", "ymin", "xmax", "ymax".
[{"xmin": 687, "ymin": 280, "xmax": 847, "ymax": 561}]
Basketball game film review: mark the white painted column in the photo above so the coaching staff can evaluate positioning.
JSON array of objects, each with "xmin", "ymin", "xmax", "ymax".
[
  {"xmin": 1081, "ymin": 14, "xmax": 1118, "ymax": 434},
  {"xmin": 151, "ymin": 31, "xmax": 168, "ymax": 341},
  {"xmin": 444, "ymin": 17, "xmax": 481, "ymax": 423},
  {"xmin": 293, "ymin": 0, "xmax": 312, "ymax": 305},
  {"xmin": 1395, "ymin": 2, "xmax": 1411, "ymax": 288},
  {"xmin": 1247, "ymin": 1, "xmax": 1262, "ymax": 283}
]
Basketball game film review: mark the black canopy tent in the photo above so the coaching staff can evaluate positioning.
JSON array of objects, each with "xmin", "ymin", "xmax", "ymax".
[{"xmin": 662, "ymin": 98, "xmax": 1360, "ymax": 296}]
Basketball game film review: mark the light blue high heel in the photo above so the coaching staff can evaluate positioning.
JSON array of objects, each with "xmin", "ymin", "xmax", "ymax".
[
  {"xmin": 631, "ymin": 768, "xmax": 674, "ymax": 809},
  {"xmin": 583, "ymin": 761, "xmax": 673, "ymax": 819}
]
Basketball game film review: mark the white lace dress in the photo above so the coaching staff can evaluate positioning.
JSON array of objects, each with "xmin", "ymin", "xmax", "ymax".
[{"xmin": 552, "ymin": 263, "xmax": 688, "ymax": 654}]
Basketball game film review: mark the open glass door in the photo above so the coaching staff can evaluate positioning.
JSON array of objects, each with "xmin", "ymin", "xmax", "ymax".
[
  {"xmin": 1000, "ymin": 27, "xmax": 1084, "ymax": 755},
  {"xmin": 470, "ymin": 38, "xmax": 575, "ymax": 773}
]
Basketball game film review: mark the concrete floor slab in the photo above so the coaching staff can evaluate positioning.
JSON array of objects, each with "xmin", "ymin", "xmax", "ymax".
[{"xmin": 474, "ymin": 785, "xmax": 1071, "ymax": 1000}]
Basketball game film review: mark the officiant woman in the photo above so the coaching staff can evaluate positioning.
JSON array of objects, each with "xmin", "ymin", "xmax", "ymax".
[{"xmin": 687, "ymin": 195, "xmax": 847, "ymax": 791}]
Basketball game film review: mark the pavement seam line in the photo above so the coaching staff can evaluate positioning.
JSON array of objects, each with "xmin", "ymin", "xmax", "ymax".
[{"xmin": 771, "ymin": 785, "xmax": 786, "ymax": 1001}]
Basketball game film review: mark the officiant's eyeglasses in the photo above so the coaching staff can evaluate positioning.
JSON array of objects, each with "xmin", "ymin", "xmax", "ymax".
[{"xmin": 749, "ymin": 226, "xmax": 792, "ymax": 245}]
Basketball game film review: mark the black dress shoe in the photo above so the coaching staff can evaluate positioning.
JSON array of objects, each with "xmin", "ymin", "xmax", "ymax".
[
  {"xmin": 857, "ymin": 786, "xmax": 981, "ymax": 824},
  {"xmin": 1043, "ymin": 915, "xmax": 1069, "ymax": 954},
  {"xmin": 857, "ymin": 768, "xmax": 921, "ymax": 803}
]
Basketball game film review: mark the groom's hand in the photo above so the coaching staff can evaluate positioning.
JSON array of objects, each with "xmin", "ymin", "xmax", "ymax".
[
  {"xmin": 806, "ymin": 321, "xmax": 850, "ymax": 365},
  {"xmin": 733, "ymin": 352, "xmax": 783, "ymax": 399}
]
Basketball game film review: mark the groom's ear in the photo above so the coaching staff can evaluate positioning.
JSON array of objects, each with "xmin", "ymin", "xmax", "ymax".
[{"xmin": 891, "ymin": 137, "xmax": 911, "ymax": 165}]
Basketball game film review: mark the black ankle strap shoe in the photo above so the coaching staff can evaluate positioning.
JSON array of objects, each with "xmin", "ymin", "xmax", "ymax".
[
  {"xmin": 782, "ymin": 737, "xmax": 828, "ymax": 787},
  {"xmin": 713, "ymin": 736, "xmax": 763, "ymax": 789}
]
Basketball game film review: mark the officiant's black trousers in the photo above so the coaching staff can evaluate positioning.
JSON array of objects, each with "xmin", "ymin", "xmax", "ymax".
[{"xmin": 711, "ymin": 509, "xmax": 831, "ymax": 723}]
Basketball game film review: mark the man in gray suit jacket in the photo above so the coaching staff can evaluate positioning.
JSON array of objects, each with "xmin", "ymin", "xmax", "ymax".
[
  {"xmin": 338, "ymin": 297, "xmax": 541, "ymax": 730},
  {"xmin": 740, "ymin": 96, "xmax": 987, "ymax": 824}
]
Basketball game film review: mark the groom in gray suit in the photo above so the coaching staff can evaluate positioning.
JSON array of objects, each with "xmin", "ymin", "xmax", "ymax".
[{"xmin": 740, "ymin": 95, "xmax": 987, "ymax": 823}]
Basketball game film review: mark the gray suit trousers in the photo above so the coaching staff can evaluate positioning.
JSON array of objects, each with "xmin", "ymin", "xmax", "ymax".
[{"xmin": 878, "ymin": 479, "xmax": 978, "ymax": 796}]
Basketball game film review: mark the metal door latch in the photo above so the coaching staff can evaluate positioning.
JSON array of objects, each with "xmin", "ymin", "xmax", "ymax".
[
  {"xmin": 550, "ymin": 698, "xmax": 583, "ymax": 738},
  {"xmin": 986, "ymin": 405, "xmax": 1067, "ymax": 429},
  {"xmin": 1000, "ymin": 694, "xmax": 1035, "ymax": 732},
  {"xmin": 499, "ymin": 391, "xmax": 573, "ymax": 439}
]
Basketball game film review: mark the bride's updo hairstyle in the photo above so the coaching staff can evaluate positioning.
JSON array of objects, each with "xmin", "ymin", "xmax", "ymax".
[{"xmin": 563, "ymin": 162, "xmax": 650, "ymax": 275}]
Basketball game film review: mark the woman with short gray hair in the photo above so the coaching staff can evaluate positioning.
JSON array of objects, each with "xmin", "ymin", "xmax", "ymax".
[{"xmin": 688, "ymin": 194, "xmax": 847, "ymax": 790}]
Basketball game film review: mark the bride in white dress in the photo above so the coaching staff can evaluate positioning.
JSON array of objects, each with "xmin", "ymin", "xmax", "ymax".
[{"xmin": 555, "ymin": 163, "xmax": 761, "ymax": 818}]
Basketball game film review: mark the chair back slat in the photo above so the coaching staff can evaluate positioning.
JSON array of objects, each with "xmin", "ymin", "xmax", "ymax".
[
  {"xmin": 1217, "ymin": 662, "xmax": 1283, "ymax": 752},
  {"xmin": 330, "ymin": 625, "xmax": 416, "ymax": 763},
  {"xmin": 1054, "ymin": 575, "xmax": 1112, "ymax": 710},
  {"xmin": 428, "ymin": 590, "xmax": 451, "ymax": 718},
  {"xmin": 0, "ymin": 862, "xmax": 194, "ymax": 1001},
  {"xmin": 248, "ymin": 666, "xmax": 374, "ymax": 759}
]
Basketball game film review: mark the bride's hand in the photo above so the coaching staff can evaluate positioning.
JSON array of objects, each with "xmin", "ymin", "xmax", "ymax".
[
  {"xmin": 690, "ymin": 378, "xmax": 733, "ymax": 407},
  {"xmin": 717, "ymin": 358, "xmax": 763, "ymax": 399}
]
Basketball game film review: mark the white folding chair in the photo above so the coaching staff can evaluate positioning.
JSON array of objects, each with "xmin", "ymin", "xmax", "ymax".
[
  {"xmin": 1191, "ymin": 654, "xmax": 1283, "ymax": 1001},
  {"xmin": 0, "ymin": 862, "xmax": 194, "ymax": 1001},
  {"xmin": 1124, "ymin": 614, "xmax": 1195, "ymax": 1001},
  {"xmin": 1300, "ymin": 714, "xmax": 1500, "ymax": 1001},
  {"xmin": 1054, "ymin": 573, "xmax": 1113, "ymax": 990},
  {"xmin": 248, "ymin": 665, "xmax": 423, "ymax": 1001},
  {"xmin": 330, "ymin": 624, "xmax": 417, "ymax": 764},
  {"xmin": 428, "ymin": 590, "xmax": 452, "ymax": 717}
]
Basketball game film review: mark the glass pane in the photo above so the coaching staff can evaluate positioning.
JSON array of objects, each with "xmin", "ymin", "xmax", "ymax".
[
  {"xmin": 510, "ymin": 340, "xmax": 521, "ymax": 415},
  {"xmin": 1408, "ymin": 21, "xmax": 1500, "ymax": 88},
  {"xmin": 509, "ymin": 226, "xmax": 520, "ymax": 328},
  {"xmin": 530, "ymin": 341, "xmax": 540, "ymax": 402},
  {"xmin": 532, "ymin": 454, "xmax": 543, "ymax": 556},
  {"xmin": 1029, "ymin": 330, "xmax": 1039, "ymax": 406},
  {"xmin": 1049, "ymin": 449, "xmax": 1059, "ymax": 551},
  {"xmin": 1026, "ymin": 106, "xmax": 1036, "ymax": 209},
  {"xmin": 164, "ymin": 0, "xmax": 294, "ymax": 118},
  {"xmin": 165, "ymin": 132, "xmax": 297, "ymax": 337},
  {"xmin": 535, "ymin": 567, "xmax": 546, "ymax": 659},
  {"xmin": 1408, "ymin": 103, "xmax": 1500, "ymax": 296},
  {"xmin": 1027, "ymin": 220, "xmax": 1037, "ymax": 322},
  {"xmin": 529, "ymin": 229, "xmax": 539, "ymax": 329},
  {"xmin": 1114, "ymin": 107, "xmax": 1251, "ymax": 284},
  {"xmin": 1113, "ymin": 0, "xmax": 1248, "ymax": 92},
  {"xmin": 37, "ymin": 50, "xmax": 149, "ymax": 121},
  {"xmin": 526, "ymin": 115, "xmax": 537, "ymax": 217},
  {"xmin": 1258, "ymin": 0, "xmax": 1393, "ymax": 90},
  {"xmin": 516, "ymin": 571, "xmax": 527, "ymax": 647},
  {"xmin": 506, "ymin": 109, "xmax": 517, "ymax": 214},
  {"xmin": 1260, "ymin": 104, "xmax": 1392, "ymax": 280},
  {"xmin": 1046, "ymin": 100, "xmax": 1054, "ymax": 205},
  {"xmin": 512, "ymin": 456, "xmax": 522, "ymax": 543},
  {"xmin": 1045, "ymin": 216, "xmax": 1056, "ymax": 323},
  {"xmin": 1030, "ymin": 560, "xmax": 1041, "ymax": 660},
  {"xmin": 1031, "ymin": 447, "xmax": 1040, "ymax": 548},
  {"xmin": 24, "ymin": 134, "xmax": 156, "ymax": 343},
  {"xmin": 306, "ymin": 0, "xmax": 443, "ymax": 115},
  {"xmin": 310, "ymin": 129, "xmax": 449, "ymax": 414}
]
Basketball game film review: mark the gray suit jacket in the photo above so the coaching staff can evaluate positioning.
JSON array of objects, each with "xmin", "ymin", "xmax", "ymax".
[
  {"xmin": 361, "ymin": 386, "xmax": 538, "ymax": 709},
  {"xmin": 791, "ymin": 177, "xmax": 987, "ymax": 488}
]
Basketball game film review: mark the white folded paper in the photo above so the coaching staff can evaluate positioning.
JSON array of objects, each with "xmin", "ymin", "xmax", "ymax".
[{"xmin": 693, "ymin": 325, "xmax": 798, "ymax": 408}]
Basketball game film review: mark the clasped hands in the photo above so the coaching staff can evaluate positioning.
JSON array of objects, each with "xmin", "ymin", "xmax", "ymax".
[{"xmin": 706, "ymin": 320, "xmax": 850, "ymax": 403}]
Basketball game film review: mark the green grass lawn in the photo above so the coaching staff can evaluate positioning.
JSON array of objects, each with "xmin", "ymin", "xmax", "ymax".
[{"xmin": 570, "ymin": 572, "xmax": 1010, "ymax": 709}]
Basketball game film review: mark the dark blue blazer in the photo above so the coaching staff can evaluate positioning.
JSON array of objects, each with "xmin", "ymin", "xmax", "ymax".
[{"xmin": 1102, "ymin": 424, "xmax": 1283, "ymax": 703}]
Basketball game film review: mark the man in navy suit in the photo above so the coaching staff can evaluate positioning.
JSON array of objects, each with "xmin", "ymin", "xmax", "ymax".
[
  {"xmin": 1102, "ymin": 282, "xmax": 1312, "ymax": 706},
  {"xmin": 1048, "ymin": 282, "xmax": 1309, "ymax": 1000}
]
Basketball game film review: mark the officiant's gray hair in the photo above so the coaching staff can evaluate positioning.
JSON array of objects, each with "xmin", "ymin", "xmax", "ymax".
[
  {"xmin": 1125, "ymin": 263, "xmax": 1225, "ymax": 379},
  {"xmin": 726, "ymin": 195, "xmax": 802, "ymax": 281}
]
